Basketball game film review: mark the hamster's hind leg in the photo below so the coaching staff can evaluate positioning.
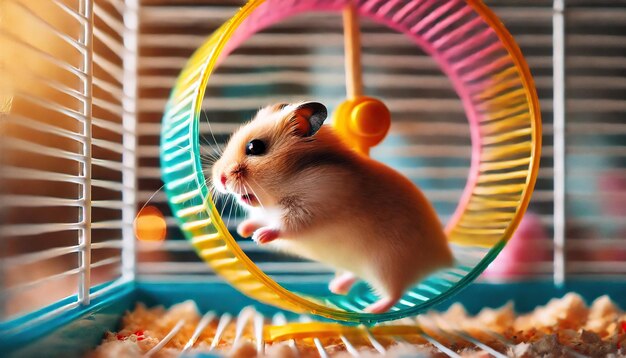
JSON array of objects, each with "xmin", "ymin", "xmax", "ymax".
[
  {"xmin": 329, "ymin": 272, "xmax": 357, "ymax": 295},
  {"xmin": 364, "ymin": 295, "xmax": 400, "ymax": 314}
]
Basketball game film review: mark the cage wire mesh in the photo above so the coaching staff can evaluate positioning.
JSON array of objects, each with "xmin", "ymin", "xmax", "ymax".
[
  {"xmin": 0, "ymin": 0, "xmax": 138, "ymax": 321},
  {"xmin": 0, "ymin": 0, "xmax": 625, "ymax": 345}
]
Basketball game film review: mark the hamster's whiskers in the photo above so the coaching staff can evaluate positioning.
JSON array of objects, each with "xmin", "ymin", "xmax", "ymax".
[
  {"xmin": 200, "ymin": 150, "xmax": 218, "ymax": 164},
  {"xmin": 243, "ymin": 179, "xmax": 266, "ymax": 212},
  {"xmin": 175, "ymin": 143, "xmax": 211, "ymax": 162},
  {"xmin": 246, "ymin": 176, "xmax": 272, "ymax": 204},
  {"xmin": 172, "ymin": 143, "xmax": 217, "ymax": 167},
  {"xmin": 208, "ymin": 182, "xmax": 220, "ymax": 201},
  {"xmin": 199, "ymin": 131, "xmax": 221, "ymax": 158},
  {"xmin": 218, "ymin": 184, "xmax": 235, "ymax": 223},
  {"xmin": 199, "ymin": 145, "xmax": 219, "ymax": 163},
  {"xmin": 225, "ymin": 182, "xmax": 239, "ymax": 229},
  {"xmin": 207, "ymin": 180, "xmax": 228, "ymax": 215},
  {"xmin": 212, "ymin": 176, "xmax": 233, "ymax": 218},
  {"xmin": 241, "ymin": 182, "xmax": 256, "ymax": 214},
  {"xmin": 201, "ymin": 109, "xmax": 224, "ymax": 155}
]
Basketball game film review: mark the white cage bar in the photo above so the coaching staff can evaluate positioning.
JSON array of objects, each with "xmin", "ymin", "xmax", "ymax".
[
  {"xmin": 78, "ymin": 0, "xmax": 94, "ymax": 307},
  {"xmin": 552, "ymin": 0, "xmax": 566, "ymax": 287},
  {"xmin": 121, "ymin": 0, "xmax": 140, "ymax": 283}
]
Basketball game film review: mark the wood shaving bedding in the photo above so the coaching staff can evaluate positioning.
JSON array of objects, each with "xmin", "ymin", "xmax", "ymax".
[{"xmin": 89, "ymin": 294, "xmax": 626, "ymax": 357}]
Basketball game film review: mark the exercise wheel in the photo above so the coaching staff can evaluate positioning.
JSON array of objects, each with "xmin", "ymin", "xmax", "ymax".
[{"xmin": 160, "ymin": 0, "xmax": 541, "ymax": 324}]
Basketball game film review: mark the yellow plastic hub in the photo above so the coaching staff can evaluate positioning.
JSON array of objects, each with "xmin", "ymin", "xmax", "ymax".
[{"xmin": 332, "ymin": 97, "xmax": 391, "ymax": 156}]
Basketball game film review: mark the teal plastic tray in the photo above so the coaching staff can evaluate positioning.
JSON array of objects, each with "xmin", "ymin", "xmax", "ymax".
[{"xmin": 3, "ymin": 280, "xmax": 626, "ymax": 357}]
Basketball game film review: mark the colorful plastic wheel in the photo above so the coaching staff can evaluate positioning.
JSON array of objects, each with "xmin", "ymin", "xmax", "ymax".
[{"xmin": 160, "ymin": 0, "xmax": 541, "ymax": 324}]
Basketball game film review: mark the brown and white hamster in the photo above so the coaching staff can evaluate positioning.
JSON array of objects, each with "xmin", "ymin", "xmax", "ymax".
[{"xmin": 211, "ymin": 102, "xmax": 453, "ymax": 313}]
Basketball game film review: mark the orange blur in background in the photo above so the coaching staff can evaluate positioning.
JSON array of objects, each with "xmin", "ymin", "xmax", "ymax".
[{"xmin": 135, "ymin": 206, "xmax": 167, "ymax": 242}]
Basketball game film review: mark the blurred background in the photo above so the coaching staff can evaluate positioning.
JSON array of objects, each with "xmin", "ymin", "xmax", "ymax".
[{"xmin": 1, "ymin": 0, "xmax": 625, "ymax": 322}]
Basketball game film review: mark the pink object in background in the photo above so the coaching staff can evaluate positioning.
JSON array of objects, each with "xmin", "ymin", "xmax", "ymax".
[
  {"xmin": 591, "ymin": 171, "xmax": 626, "ymax": 262},
  {"xmin": 482, "ymin": 213, "xmax": 551, "ymax": 279},
  {"xmin": 598, "ymin": 170, "xmax": 626, "ymax": 218}
]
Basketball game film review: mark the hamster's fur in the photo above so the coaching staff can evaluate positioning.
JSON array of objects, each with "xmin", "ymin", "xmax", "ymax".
[{"xmin": 212, "ymin": 102, "xmax": 453, "ymax": 313}]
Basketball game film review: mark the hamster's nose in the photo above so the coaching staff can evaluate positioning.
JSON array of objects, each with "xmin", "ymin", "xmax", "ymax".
[{"xmin": 220, "ymin": 174, "xmax": 227, "ymax": 186}]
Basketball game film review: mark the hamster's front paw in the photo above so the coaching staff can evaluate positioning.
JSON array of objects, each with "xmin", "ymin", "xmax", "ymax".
[
  {"xmin": 252, "ymin": 227, "xmax": 280, "ymax": 244},
  {"xmin": 237, "ymin": 219, "xmax": 261, "ymax": 238}
]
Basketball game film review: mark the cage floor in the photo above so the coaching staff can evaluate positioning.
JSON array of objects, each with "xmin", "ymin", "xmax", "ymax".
[{"xmin": 89, "ymin": 291, "xmax": 626, "ymax": 358}]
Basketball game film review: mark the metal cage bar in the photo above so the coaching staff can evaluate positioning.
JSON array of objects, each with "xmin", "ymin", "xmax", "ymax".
[
  {"xmin": 552, "ymin": 0, "xmax": 566, "ymax": 287},
  {"xmin": 77, "ymin": 0, "xmax": 94, "ymax": 306},
  {"xmin": 121, "ymin": 0, "xmax": 139, "ymax": 283}
]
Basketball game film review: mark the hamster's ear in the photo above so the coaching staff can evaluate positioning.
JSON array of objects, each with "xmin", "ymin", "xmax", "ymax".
[{"xmin": 293, "ymin": 102, "xmax": 327, "ymax": 137}]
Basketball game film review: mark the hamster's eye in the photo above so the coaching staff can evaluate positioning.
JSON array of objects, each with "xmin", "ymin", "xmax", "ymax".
[{"xmin": 245, "ymin": 139, "xmax": 266, "ymax": 156}]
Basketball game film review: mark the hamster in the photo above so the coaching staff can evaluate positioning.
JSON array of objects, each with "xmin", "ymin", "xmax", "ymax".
[{"xmin": 211, "ymin": 102, "xmax": 453, "ymax": 313}]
